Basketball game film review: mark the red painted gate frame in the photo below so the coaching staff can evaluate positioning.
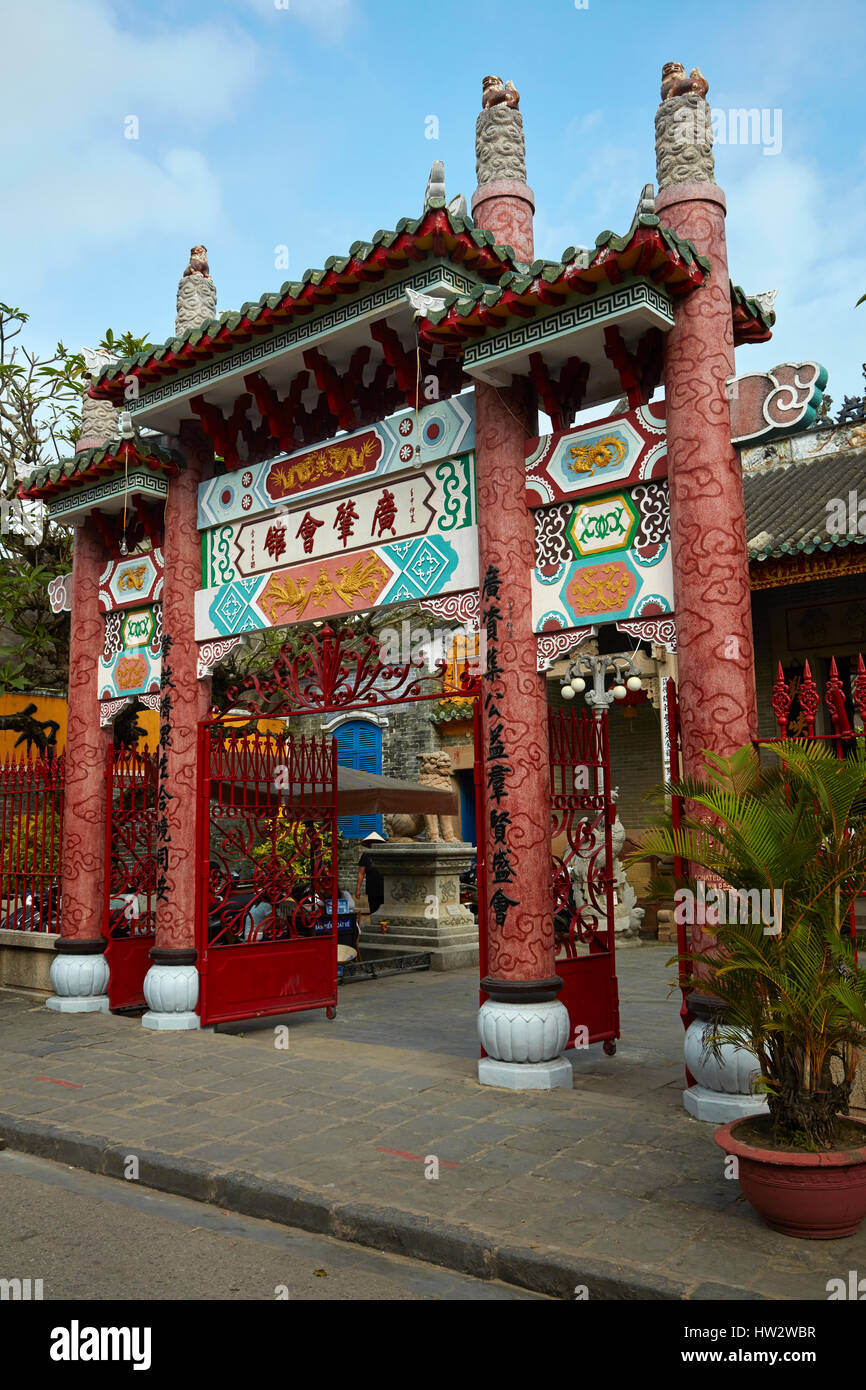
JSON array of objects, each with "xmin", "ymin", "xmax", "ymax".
[
  {"xmin": 195, "ymin": 723, "xmax": 340, "ymax": 1027},
  {"xmin": 102, "ymin": 746, "xmax": 158, "ymax": 1010},
  {"xmin": 196, "ymin": 623, "xmax": 485, "ymax": 1029}
]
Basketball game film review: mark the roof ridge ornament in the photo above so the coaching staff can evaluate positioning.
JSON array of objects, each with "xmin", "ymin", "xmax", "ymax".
[
  {"xmin": 425, "ymin": 160, "xmax": 446, "ymax": 207},
  {"xmin": 176, "ymin": 244, "xmax": 217, "ymax": 338},
  {"xmin": 655, "ymin": 62, "xmax": 715, "ymax": 190},
  {"xmin": 476, "ymin": 76, "xmax": 526, "ymax": 186},
  {"xmin": 79, "ymin": 345, "xmax": 120, "ymax": 451}
]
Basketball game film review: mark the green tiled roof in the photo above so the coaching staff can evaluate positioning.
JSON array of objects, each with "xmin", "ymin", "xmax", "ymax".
[{"xmin": 21, "ymin": 440, "xmax": 185, "ymax": 500}]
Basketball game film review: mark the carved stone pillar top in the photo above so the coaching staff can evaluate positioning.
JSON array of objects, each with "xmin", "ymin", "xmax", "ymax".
[
  {"xmin": 655, "ymin": 80, "xmax": 716, "ymax": 191},
  {"xmin": 475, "ymin": 102, "xmax": 527, "ymax": 187},
  {"xmin": 175, "ymin": 244, "xmax": 217, "ymax": 338}
]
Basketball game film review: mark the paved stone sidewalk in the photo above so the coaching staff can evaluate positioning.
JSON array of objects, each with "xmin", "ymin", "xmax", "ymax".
[{"xmin": 1, "ymin": 944, "xmax": 863, "ymax": 1300}]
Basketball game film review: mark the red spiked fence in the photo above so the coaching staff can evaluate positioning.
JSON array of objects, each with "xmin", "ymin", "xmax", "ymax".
[
  {"xmin": 769, "ymin": 655, "xmax": 866, "ymax": 750},
  {"xmin": 0, "ymin": 753, "xmax": 64, "ymax": 932}
]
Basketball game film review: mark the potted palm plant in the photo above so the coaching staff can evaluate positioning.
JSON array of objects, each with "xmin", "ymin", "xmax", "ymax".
[{"xmin": 632, "ymin": 738, "xmax": 866, "ymax": 1238}]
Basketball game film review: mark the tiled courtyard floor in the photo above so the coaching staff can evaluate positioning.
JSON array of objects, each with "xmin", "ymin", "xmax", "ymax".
[{"xmin": 1, "ymin": 943, "xmax": 863, "ymax": 1300}]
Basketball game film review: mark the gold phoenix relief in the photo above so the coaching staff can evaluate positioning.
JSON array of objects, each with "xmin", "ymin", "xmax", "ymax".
[{"xmin": 260, "ymin": 552, "xmax": 390, "ymax": 625}]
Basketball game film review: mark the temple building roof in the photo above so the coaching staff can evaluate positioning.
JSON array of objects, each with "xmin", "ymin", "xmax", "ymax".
[{"xmin": 744, "ymin": 435, "xmax": 866, "ymax": 561}]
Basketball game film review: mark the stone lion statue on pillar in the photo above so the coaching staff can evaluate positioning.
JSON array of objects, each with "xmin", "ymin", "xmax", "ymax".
[{"xmin": 386, "ymin": 751, "xmax": 460, "ymax": 843}]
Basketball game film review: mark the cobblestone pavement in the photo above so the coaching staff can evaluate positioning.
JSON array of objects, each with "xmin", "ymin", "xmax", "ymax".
[{"xmin": 1, "ymin": 943, "xmax": 863, "ymax": 1300}]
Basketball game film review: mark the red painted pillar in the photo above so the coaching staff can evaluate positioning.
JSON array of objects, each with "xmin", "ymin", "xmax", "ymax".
[
  {"xmin": 142, "ymin": 422, "xmax": 213, "ymax": 1029},
  {"xmin": 47, "ymin": 518, "xmax": 112, "ymax": 1011},
  {"xmin": 655, "ymin": 84, "xmax": 757, "ymax": 778},
  {"xmin": 656, "ymin": 73, "xmax": 766, "ymax": 1123},
  {"xmin": 471, "ymin": 86, "xmax": 570, "ymax": 1088}
]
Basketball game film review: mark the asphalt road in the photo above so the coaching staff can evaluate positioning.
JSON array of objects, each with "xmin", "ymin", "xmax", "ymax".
[{"xmin": 0, "ymin": 1149, "xmax": 544, "ymax": 1301}]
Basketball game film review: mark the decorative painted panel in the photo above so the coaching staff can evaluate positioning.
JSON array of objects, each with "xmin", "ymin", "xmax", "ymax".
[
  {"xmin": 525, "ymin": 402, "xmax": 667, "ymax": 507},
  {"xmin": 98, "ymin": 549, "xmax": 164, "ymax": 613},
  {"xmin": 532, "ymin": 479, "xmax": 672, "ymax": 633},
  {"xmin": 98, "ymin": 603, "xmax": 162, "ymax": 701},
  {"xmin": 195, "ymin": 527, "xmax": 479, "ymax": 641},
  {"xmin": 201, "ymin": 457, "xmax": 475, "ymax": 587},
  {"xmin": 197, "ymin": 396, "xmax": 475, "ymax": 529}
]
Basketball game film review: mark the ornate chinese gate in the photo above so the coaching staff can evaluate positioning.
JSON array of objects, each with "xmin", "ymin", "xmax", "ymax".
[
  {"xmin": 547, "ymin": 707, "xmax": 619, "ymax": 1052},
  {"xmin": 196, "ymin": 725, "xmax": 339, "ymax": 1026},
  {"xmin": 103, "ymin": 747, "xmax": 158, "ymax": 1009}
]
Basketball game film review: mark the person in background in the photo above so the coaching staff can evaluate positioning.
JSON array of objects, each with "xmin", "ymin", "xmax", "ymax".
[{"xmin": 355, "ymin": 831, "xmax": 387, "ymax": 915}]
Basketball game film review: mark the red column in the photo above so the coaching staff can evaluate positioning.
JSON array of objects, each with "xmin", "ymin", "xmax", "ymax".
[
  {"xmin": 657, "ymin": 180, "xmax": 757, "ymax": 775},
  {"xmin": 60, "ymin": 518, "xmax": 110, "ymax": 940},
  {"xmin": 474, "ymin": 377, "xmax": 557, "ymax": 989},
  {"xmin": 143, "ymin": 424, "xmax": 212, "ymax": 1027},
  {"xmin": 471, "ymin": 103, "xmax": 566, "ymax": 1078},
  {"xmin": 48, "ymin": 518, "xmax": 112, "ymax": 1011}
]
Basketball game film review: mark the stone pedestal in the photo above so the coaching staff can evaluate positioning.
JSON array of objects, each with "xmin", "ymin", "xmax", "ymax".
[
  {"xmin": 357, "ymin": 842, "xmax": 478, "ymax": 972},
  {"xmin": 683, "ymin": 993, "xmax": 768, "ymax": 1122}
]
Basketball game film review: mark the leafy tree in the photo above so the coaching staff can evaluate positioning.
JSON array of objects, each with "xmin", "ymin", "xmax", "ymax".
[{"xmin": 0, "ymin": 304, "xmax": 154, "ymax": 691}]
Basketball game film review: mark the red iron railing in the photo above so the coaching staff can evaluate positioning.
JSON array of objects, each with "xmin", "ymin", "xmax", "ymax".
[
  {"xmin": 764, "ymin": 654, "xmax": 866, "ymax": 947},
  {"xmin": 547, "ymin": 707, "xmax": 619, "ymax": 1051},
  {"xmin": 0, "ymin": 753, "xmax": 64, "ymax": 932}
]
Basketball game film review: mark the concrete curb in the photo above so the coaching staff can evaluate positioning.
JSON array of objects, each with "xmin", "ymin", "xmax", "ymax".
[{"xmin": 0, "ymin": 1112, "xmax": 757, "ymax": 1301}]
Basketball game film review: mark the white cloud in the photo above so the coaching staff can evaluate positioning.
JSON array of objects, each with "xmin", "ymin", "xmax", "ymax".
[
  {"xmin": 0, "ymin": 0, "xmax": 259, "ymax": 290},
  {"xmin": 725, "ymin": 154, "xmax": 866, "ymax": 404},
  {"xmin": 242, "ymin": 0, "xmax": 357, "ymax": 41}
]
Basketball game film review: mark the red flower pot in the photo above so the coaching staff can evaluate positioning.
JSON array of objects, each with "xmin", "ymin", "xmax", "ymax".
[{"xmin": 715, "ymin": 1118, "xmax": 866, "ymax": 1239}]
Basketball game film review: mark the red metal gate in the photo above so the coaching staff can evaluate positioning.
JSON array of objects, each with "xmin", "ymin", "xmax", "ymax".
[
  {"xmin": 196, "ymin": 724, "xmax": 338, "ymax": 1026},
  {"xmin": 0, "ymin": 753, "xmax": 64, "ymax": 932},
  {"xmin": 103, "ymin": 747, "xmax": 158, "ymax": 1010},
  {"xmin": 548, "ymin": 707, "xmax": 619, "ymax": 1052}
]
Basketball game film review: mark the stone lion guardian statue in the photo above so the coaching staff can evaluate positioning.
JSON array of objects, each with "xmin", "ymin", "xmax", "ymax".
[{"xmin": 386, "ymin": 751, "xmax": 460, "ymax": 844}]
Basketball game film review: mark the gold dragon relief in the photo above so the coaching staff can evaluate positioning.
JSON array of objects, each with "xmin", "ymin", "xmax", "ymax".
[
  {"xmin": 117, "ymin": 563, "xmax": 148, "ymax": 593},
  {"xmin": 268, "ymin": 435, "xmax": 381, "ymax": 498},
  {"xmin": 568, "ymin": 563, "xmax": 633, "ymax": 615},
  {"xmin": 567, "ymin": 434, "xmax": 627, "ymax": 478}
]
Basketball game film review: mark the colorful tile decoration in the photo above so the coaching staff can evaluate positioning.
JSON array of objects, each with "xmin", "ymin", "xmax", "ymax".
[
  {"xmin": 197, "ymin": 396, "xmax": 475, "ymax": 530},
  {"xmin": 528, "ymin": 405, "xmax": 674, "ymax": 637},
  {"xmin": 524, "ymin": 401, "xmax": 667, "ymax": 507},
  {"xmin": 98, "ymin": 598, "xmax": 162, "ymax": 701},
  {"xmin": 195, "ymin": 399, "xmax": 477, "ymax": 641},
  {"xmin": 98, "ymin": 548, "xmax": 164, "ymax": 613}
]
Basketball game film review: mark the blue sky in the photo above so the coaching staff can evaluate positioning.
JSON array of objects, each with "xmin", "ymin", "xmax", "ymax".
[{"xmin": 3, "ymin": 0, "xmax": 865, "ymax": 408}]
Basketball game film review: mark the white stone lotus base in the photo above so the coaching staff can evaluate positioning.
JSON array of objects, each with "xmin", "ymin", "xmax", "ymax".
[
  {"xmin": 46, "ymin": 994, "xmax": 109, "ymax": 1013},
  {"xmin": 684, "ymin": 1084, "xmax": 768, "ymax": 1123},
  {"xmin": 141, "ymin": 963, "xmax": 200, "ymax": 1031},
  {"xmin": 683, "ymin": 1016, "xmax": 768, "ymax": 1122},
  {"xmin": 478, "ymin": 1056, "xmax": 573, "ymax": 1090},
  {"xmin": 46, "ymin": 947, "xmax": 109, "ymax": 1013},
  {"xmin": 477, "ymin": 998, "xmax": 572, "ymax": 1089}
]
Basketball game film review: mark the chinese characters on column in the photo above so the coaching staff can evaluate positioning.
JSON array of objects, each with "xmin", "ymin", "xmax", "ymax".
[
  {"xmin": 482, "ymin": 565, "xmax": 519, "ymax": 930},
  {"xmin": 155, "ymin": 633, "xmax": 176, "ymax": 902}
]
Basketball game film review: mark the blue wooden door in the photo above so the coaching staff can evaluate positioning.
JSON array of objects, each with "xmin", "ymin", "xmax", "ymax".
[{"xmin": 333, "ymin": 721, "xmax": 383, "ymax": 839}]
